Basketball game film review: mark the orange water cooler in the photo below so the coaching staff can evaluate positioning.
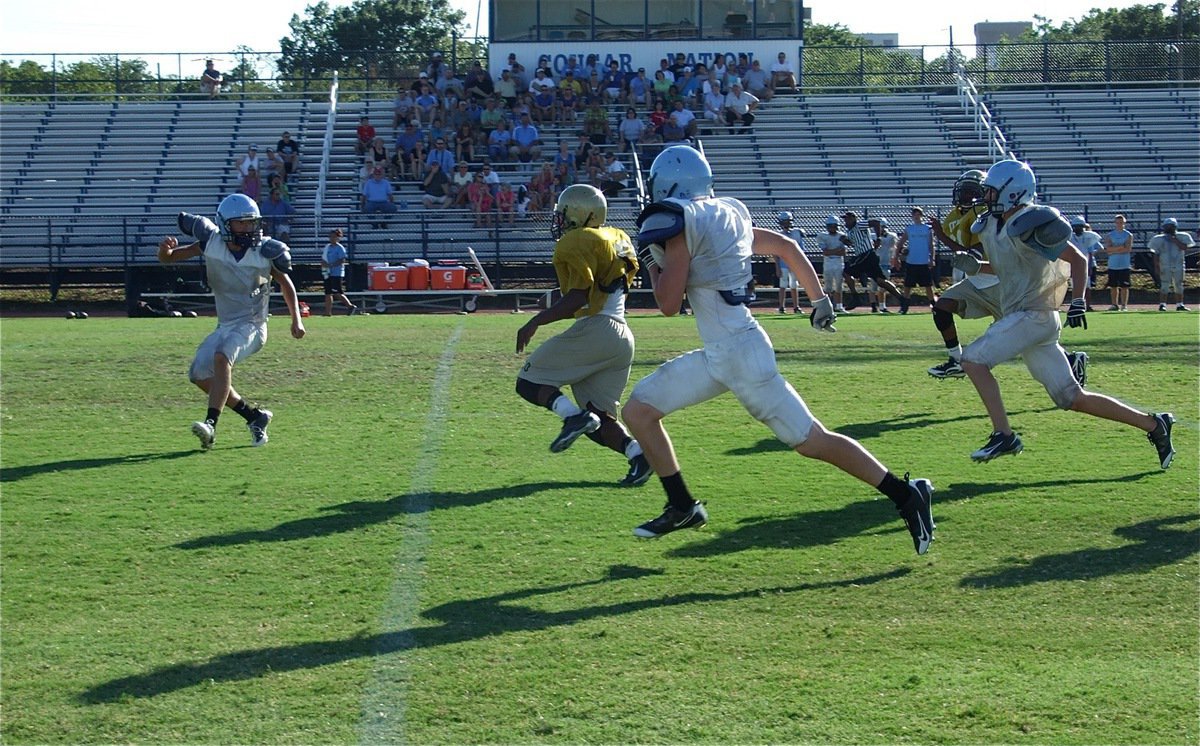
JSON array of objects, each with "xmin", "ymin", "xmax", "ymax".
[{"xmin": 405, "ymin": 259, "xmax": 430, "ymax": 290}]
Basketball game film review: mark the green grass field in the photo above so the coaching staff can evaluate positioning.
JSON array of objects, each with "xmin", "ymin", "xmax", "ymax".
[{"xmin": 2, "ymin": 309, "xmax": 1197, "ymax": 744}]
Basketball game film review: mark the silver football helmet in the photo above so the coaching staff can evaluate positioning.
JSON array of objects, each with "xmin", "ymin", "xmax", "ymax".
[
  {"xmin": 216, "ymin": 193, "xmax": 263, "ymax": 249},
  {"xmin": 647, "ymin": 145, "xmax": 713, "ymax": 202},
  {"xmin": 552, "ymin": 184, "xmax": 607, "ymax": 239},
  {"xmin": 982, "ymin": 159, "xmax": 1036, "ymax": 216}
]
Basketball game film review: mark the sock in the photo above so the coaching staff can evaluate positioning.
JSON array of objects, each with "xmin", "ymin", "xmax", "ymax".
[
  {"xmin": 231, "ymin": 399, "xmax": 260, "ymax": 423},
  {"xmin": 660, "ymin": 471, "xmax": 694, "ymax": 510},
  {"xmin": 948, "ymin": 344, "xmax": 963, "ymax": 361},
  {"xmin": 551, "ymin": 394, "xmax": 583, "ymax": 420},
  {"xmin": 624, "ymin": 439, "xmax": 643, "ymax": 460},
  {"xmin": 206, "ymin": 408, "xmax": 221, "ymax": 426},
  {"xmin": 876, "ymin": 471, "xmax": 911, "ymax": 508}
]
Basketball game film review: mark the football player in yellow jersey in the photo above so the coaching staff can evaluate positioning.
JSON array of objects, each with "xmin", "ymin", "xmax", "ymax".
[
  {"xmin": 515, "ymin": 184, "xmax": 652, "ymax": 486},
  {"xmin": 927, "ymin": 170, "xmax": 1088, "ymax": 387}
]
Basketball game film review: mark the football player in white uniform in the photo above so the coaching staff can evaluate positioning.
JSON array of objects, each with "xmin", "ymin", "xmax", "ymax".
[
  {"xmin": 157, "ymin": 194, "xmax": 306, "ymax": 450},
  {"xmin": 515, "ymin": 184, "xmax": 652, "ymax": 486},
  {"xmin": 957, "ymin": 159, "xmax": 1175, "ymax": 469},
  {"xmin": 622, "ymin": 146, "xmax": 935, "ymax": 554}
]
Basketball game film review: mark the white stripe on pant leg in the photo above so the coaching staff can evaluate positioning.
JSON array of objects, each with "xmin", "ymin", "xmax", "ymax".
[{"xmin": 359, "ymin": 320, "xmax": 462, "ymax": 744}]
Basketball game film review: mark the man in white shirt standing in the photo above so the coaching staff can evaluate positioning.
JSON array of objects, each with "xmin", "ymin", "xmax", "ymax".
[{"xmin": 1148, "ymin": 217, "xmax": 1195, "ymax": 311}]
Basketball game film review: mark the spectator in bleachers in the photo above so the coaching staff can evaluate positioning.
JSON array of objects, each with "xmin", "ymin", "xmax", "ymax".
[
  {"xmin": 426, "ymin": 51, "xmax": 446, "ymax": 82},
  {"xmin": 670, "ymin": 100, "xmax": 698, "ymax": 138},
  {"xmin": 560, "ymin": 70, "xmax": 584, "ymax": 98},
  {"xmin": 599, "ymin": 151, "xmax": 627, "ymax": 197},
  {"xmin": 511, "ymin": 93, "xmax": 533, "ymax": 122},
  {"xmin": 200, "ymin": 59, "xmax": 223, "ymax": 99},
  {"xmin": 722, "ymin": 83, "xmax": 759, "ymax": 134},
  {"xmin": 511, "ymin": 113, "xmax": 543, "ymax": 164},
  {"xmin": 464, "ymin": 62, "xmax": 495, "ymax": 102},
  {"xmin": 648, "ymin": 101, "xmax": 669, "ymax": 136},
  {"xmin": 421, "ymin": 161, "xmax": 452, "ymax": 208},
  {"xmin": 361, "ymin": 167, "xmax": 399, "ymax": 228},
  {"xmin": 415, "ymin": 85, "xmax": 440, "ymax": 127},
  {"xmin": 676, "ymin": 66, "xmax": 700, "ymax": 104},
  {"xmin": 575, "ymin": 132, "xmax": 596, "ymax": 171},
  {"xmin": 527, "ymin": 162, "xmax": 557, "ymax": 212},
  {"xmin": 480, "ymin": 160, "xmax": 501, "ymax": 195},
  {"xmin": 449, "ymin": 161, "xmax": 473, "ymax": 206},
  {"xmin": 354, "ymin": 116, "xmax": 375, "ymax": 157},
  {"xmin": 894, "ymin": 207, "xmax": 937, "ymax": 313},
  {"xmin": 1104, "ymin": 214, "xmax": 1134, "ymax": 311},
  {"xmin": 260, "ymin": 188, "xmax": 295, "ymax": 242},
  {"xmin": 428, "ymin": 117, "xmax": 450, "ymax": 151},
  {"xmin": 1149, "ymin": 217, "xmax": 1194, "ymax": 311},
  {"xmin": 362, "ymin": 137, "xmax": 389, "ymax": 182},
  {"xmin": 771, "ymin": 52, "xmax": 797, "ymax": 91},
  {"xmin": 702, "ymin": 69, "xmax": 723, "ymax": 100},
  {"xmin": 268, "ymin": 173, "xmax": 291, "ymax": 204},
  {"xmin": 661, "ymin": 113, "xmax": 688, "ymax": 146},
  {"xmin": 495, "ymin": 68, "xmax": 518, "ymax": 108},
  {"xmin": 509, "ymin": 62, "xmax": 529, "ymax": 94},
  {"xmin": 448, "ymin": 99, "xmax": 471, "ymax": 130},
  {"xmin": 424, "ymin": 136, "xmax": 456, "ymax": 179},
  {"xmin": 238, "ymin": 144, "xmax": 260, "ymax": 178},
  {"xmin": 583, "ymin": 53, "xmax": 601, "ymax": 80},
  {"xmin": 409, "ymin": 73, "xmax": 429, "ymax": 94},
  {"xmin": 436, "ymin": 68, "xmax": 465, "ymax": 108},
  {"xmin": 466, "ymin": 172, "xmax": 494, "ymax": 227},
  {"xmin": 583, "ymin": 102, "xmax": 612, "ymax": 146},
  {"xmin": 618, "ymin": 107, "xmax": 648, "ymax": 154},
  {"xmin": 563, "ymin": 55, "xmax": 585, "ymax": 79},
  {"xmin": 558, "ymin": 86, "xmax": 581, "ymax": 125},
  {"xmin": 584, "ymin": 146, "xmax": 606, "ymax": 188},
  {"xmin": 393, "ymin": 122, "xmax": 425, "ymax": 180},
  {"xmin": 479, "ymin": 98, "xmax": 505, "ymax": 141},
  {"xmin": 240, "ymin": 167, "xmax": 261, "ymax": 201},
  {"xmin": 487, "ymin": 120, "xmax": 513, "ymax": 162},
  {"xmin": 652, "ymin": 70, "xmax": 672, "ymax": 106},
  {"xmin": 552, "ymin": 140, "xmax": 577, "ymax": 183},
  {"xmin": 710, "ymin": 53, "xmax": 730, "ymax": 87},
  {"xmin": 600, "ymin": 61, "xmax": 625, "ymax": 104},
  {"xmin": 702, "ymin": 85, "xmax": 725, "ymax": 133},
  {"xmin": 656, "ymin": 58, "xmax": 676, "ymax": 84},
  {"xmin": 626, "ymin": 68, "xmax": 650, "ymax": 107},
  {"xmin": 742, "ymin": 59, "xmax": 773, "ymax": 101},
  {"xmin": 262, "ymin": 148, "xmax": 286, "ymax": 181},
  {"xmin": 582, "ymin": 70, "xmax": 603, "ymax": 104},
  {"xmin": 275, "ymin": 132, "xmax": 300, "ymax": 181},
  {"xmin": 529, "ymin": 68, "xmax": 556, "ymax": 96},
  {"xmin": 532, "ymin": 86, "xmax": 556, "ymax": 125},
  {"xmin": 392, "ymin": 87, "xmax": 417, "ymax": 128},
  {"xmin": 495, "ymin": 181, "xmax": 516, "ymax": 225},
  {"xmin": 454, "ymin": 122, "xmax": 477, "ymax": 163},
  {"xmin": 669, "ymin": 52, "xmax": 688, "ymax": 78}
]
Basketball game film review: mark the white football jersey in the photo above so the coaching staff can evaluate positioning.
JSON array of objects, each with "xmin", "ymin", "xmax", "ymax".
[
  {"xmin": 673, "ymin": 196, "xmax": 759, "ymax": 344},
  {"xmin": 182, "ymin": 215, "xmax": 276, "ymax": 326},
  {"xmin": 975, "ymin": 205, "xmax": 1069, "ymax": 316}
]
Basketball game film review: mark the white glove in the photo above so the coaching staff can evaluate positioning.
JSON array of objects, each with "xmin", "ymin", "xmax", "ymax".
[
  {"xmin": 810, "ymin": 297, "xmax": 837, "ymax": 333},
  {"xmin": 951, "ymin": 251, "xmax": 983, "ymax": 275}
]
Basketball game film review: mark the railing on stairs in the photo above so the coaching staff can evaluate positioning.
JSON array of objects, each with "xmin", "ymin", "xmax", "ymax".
[
  {"xmin": 953, "ymin": 67, "xmax": 1011, "ymax": 161},
  {"xmin": 312, "ymin": 72, "xmax": 338, "ymax": 242}
]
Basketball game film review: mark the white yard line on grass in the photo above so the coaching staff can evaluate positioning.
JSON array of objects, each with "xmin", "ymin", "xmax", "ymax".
[{"xmin": 359, "ymin": 319, "xmax": 463, "ymax": 745}]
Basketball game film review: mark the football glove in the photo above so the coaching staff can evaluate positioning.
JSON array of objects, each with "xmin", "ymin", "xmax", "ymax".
[
  {"xmin": 950, "ymin": 250, "xmax": 983, "ymax": 275},
  {"xmin": 810, "ymin": 296, "xmax": 837, "ymax": 333},
  {"xmin": 1066, "ymin": 298, "xmax": 1087, "ymax": 329}
]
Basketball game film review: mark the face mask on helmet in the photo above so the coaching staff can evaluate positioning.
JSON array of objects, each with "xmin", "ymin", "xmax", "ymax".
[
  {"xmin": 217, "ymin": 193, "xmax": 263, "ymax": 250},
  {"xmin": 952, "ymin": 170, "xmax": 985, "ymax": 207}
]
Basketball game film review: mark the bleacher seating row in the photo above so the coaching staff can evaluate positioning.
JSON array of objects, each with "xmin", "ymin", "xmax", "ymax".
[{"xmin": 2, "ymin": 87, "xmax": 1197, "ymax": 274}]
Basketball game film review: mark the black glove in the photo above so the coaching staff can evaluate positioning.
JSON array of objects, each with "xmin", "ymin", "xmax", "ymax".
[{"xmin": 1066, "ymin": 298, "xmax": 1087, "ymax": 329}]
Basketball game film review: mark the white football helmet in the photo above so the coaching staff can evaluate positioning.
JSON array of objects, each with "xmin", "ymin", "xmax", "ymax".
[
  {"xmin": 552, "ymin": 184, "xmax": 607, "ymax": 239},
  {"xmin": 778, "ymin": 211, "xmax": 792, "ymax": 222},
  {"xmin": 216, "ymin": 193, "xmax": 262, "ymax": 249},
  {"xmin": 824, "ymin": 215, "xmax": 840, "ymax": 226},
  {"xmin": 648, "ymin": 145, "xmax": 713, "ymax": 202},
  {"xmin": 982, "ymin": 159, "xmax": 1036, "ymax": 216}
]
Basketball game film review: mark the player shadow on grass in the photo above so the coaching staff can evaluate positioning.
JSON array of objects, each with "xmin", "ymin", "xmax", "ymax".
[
  {"xmin": 174, "ymin": 480, "xmax": 614, "ymax": 549},
  {"xmin": 961, "ymin": 513, "xmax": 1199, "ymax": 588},
  {"xmin": 78, "ymin": 564, "xmax": 910, "ymax": 703},
  {"xmin": 724, "ymin": 409, "xmax": 1047, "ymax": 454},
  {"xmin": 0, "ymin": 450, "xmax": 197, "ymax": 483}
]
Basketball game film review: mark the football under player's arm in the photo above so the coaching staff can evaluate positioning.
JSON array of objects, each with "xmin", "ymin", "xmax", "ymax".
[
  {"xmin": 271, "ymin": 267, "xmax": 307, "ymax": 339},
  {"xmin": 648, "ymin": 232, "xmax": 690, "ymax": 317},
  {"xmin": 516, "ymin": 288, "xmax": 588, "ymax": 353},
  {"xmin": 157, "ymin": 236, "xmax": 202, "ymax": 263},
  {"xmin": 752, "ymin": 228, "xmax": 823, "ymax": 303}
]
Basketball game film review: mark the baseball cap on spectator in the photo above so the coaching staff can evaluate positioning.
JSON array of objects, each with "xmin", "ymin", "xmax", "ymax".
[
  {"xmin": 1071, "ymin": 215, "xmax": 1087, "ymax": 227},
  {"xmin": 1163, "ymin": 217, "xmax": 1178, "ymax": 227},
  {"xmin": 912, "ymin": 206, "xmax": 924, "ymax": 214},
  {"xmin": 683, "ymin": 66, "xmax": 693, "ymax": 73}
]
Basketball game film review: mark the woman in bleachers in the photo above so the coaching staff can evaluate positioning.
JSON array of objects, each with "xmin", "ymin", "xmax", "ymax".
[
  {"xmin": 454, "ymin": 122, "xmax": 477, "ymax": 163},
  {"xmin": 267, "ymin": 173, "xmax": 290, "ymax": 203},
  {"xmin": 527, "ymin": 162, "xmax": 557, "ymax": 213},
  {"xmin": 618, "ymin": 107, "xmax": 647, "ymax": 154},
  {"xmin": 466, "ymin": 172, "xmax": 494, "ymax": 227},
  {"xmin": 363, "ymin": 137, "xmax": 389, "ymax": 183},
  {"xmin": 553, "ymin": 140, "xmax": 577, "ymax": 184},
  {"xmin": 240, "ymin": 167, "xmax": 261, "ymax": 201},
  {"xmin": 651, "ymin": 70, "xmax": 672, "ymax": 107},
  {"xmin": 558, "ymin": 86, "xmax": 580, "ymax": 126}
]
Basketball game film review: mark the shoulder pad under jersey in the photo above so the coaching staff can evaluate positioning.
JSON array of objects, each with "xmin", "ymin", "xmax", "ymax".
[
  {"xmin": 259, "ymin": 238, "xmax": 293, "ymax": 273},
  {"xmin": 1008, "ymin": 205, "xmax": 1071, "ymax": 258},
  {"xmin": 635, "ymin": 201, "xmax": 686, "ymax": 249},
  {"xmin": 178, "ymin": 212, "xmax": 218, "ymax": 244}
]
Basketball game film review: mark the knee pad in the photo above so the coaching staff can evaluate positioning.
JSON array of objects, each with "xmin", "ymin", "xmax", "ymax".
[
  {"xmin": 932, "ymin": 307, "xmax": 956, "ymax": 332},
  {"xmin": 516, "ymin": 377, "xmax": 559, "ymax": 408}
]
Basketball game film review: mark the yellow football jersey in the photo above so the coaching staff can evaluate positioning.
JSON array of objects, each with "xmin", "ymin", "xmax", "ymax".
[
  {"xmin": 941, "ymin": 204, "xmax": 988, "ymax": 251},
  {"xmin": 553, "ymin": 226, "xmax": 640, "ymax": 318}
]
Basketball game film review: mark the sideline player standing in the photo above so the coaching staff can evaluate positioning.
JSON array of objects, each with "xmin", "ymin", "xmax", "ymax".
[
  {"xmin": 775, "ymin": 211, "xmax": 804, "ymax": 314},
  {"xmin": 157, "ymin": 194, "xmax": 306, "ymax": 450},
  {"xmin": 956, "ymin": 159, "xmax": 1174, "ymax": 469},
  {"xmin": 622, "ymin": 145, "xmax": 935, "ymax": 554},
  {"xmin": 928, "ymin": 170, "xmax": 1088, "ymax": 386},
  {"xmin": 320, "ymin": 228, "xmax": 360, "ymax": 316},
  {"xmin": 515, "ymin": 184, "xmax": 652, "ymax": 487}
]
